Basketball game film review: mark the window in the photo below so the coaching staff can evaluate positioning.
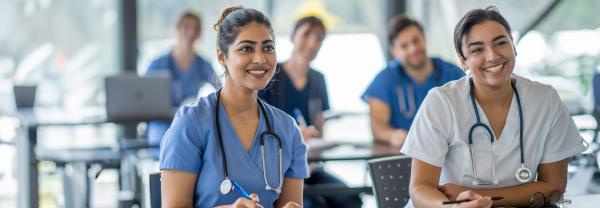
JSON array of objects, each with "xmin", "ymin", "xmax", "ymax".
[
  {"xmin": 0, "ymin": 0, "xmax": 119, "ymax": 108},
  {"xmin": 408, "ymin": 0, "xmax": 599, "ymax": 114}
]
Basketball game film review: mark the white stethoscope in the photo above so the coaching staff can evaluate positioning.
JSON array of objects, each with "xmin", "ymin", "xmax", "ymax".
[
  {"xmin": 395, "ymin": 62, "xmax": 441, "ymax": 119},
  {"xmin": 215, "ymin": 89, "xmax": 284, "ymax": 195},
  {"xmin": 468, "ymin": 78, "xmax": 532, "ymax": 185}
]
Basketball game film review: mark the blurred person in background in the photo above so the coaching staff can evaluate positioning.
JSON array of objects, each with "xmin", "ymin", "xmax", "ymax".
[
  {"xmin": 259, "ymin": 16, "xmax": 362, "ymax": 208},
  {"xmin": 145, "ymin": 11, "xmax": 220, "ymax": 159},
  {"xmin": 362, "ymin": 15, "xmax": 464, "ymax": 148}
]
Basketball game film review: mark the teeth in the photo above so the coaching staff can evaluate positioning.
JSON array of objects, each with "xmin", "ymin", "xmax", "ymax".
[
  {"xmin": 484, "ymin": 64, "xmax": 503, "ymax": 73},
  {"xmin": 248, "ymin": 70, "xmax": 266, "ymax": 75}
]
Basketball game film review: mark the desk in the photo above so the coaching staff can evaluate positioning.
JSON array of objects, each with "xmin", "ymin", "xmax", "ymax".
[
  {"xmin": 15, "ymin": 108, "xmax": 107, "ymax": 208},
  {"xmin": 304, "ymin": 141, "xmax": 401, "ymax": 196},
  {"xmin": 307, "ymin": 141, "xmax": 401, "ymax": 162},
  {"xmin": 566, "ymin": 194, "xmax": 600, "ymax": 208}
]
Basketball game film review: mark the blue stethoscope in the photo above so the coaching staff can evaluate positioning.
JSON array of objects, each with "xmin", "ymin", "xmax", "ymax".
[
  {"xmin": 395, "ymin": 61, "xmax": 441, "ymax": 119},
  {"xmin": 468, "ymin": 78, "xmax": 532, "ymax": 185},
  {"xmin": 215, "ymin": 89, "xmax": 284, "ymax": 195}
]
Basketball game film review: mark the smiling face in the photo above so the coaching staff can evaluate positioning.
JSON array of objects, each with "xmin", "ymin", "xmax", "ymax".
[
  {"xmin": 291, "ymin": 23, "xmax": 325, "ymax": 62},
  {"xmin": 217, "ymin": 22, "xmax": 277, "ymax": 91},
  {"xmin": 460, "ymin": 20, "xmax": 516, "ymax": 89},
  {"xmin": 390, "ymin": 25, "xmax": 428, "ymax": 70}
]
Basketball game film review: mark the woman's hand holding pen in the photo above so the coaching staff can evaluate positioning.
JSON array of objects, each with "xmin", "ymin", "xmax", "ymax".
[
  {"xmin": 439, "ymin": 183, "xmax": 468, "ymax": 200},
  {"xmin": 231, "ymin": 194, "xmax": 263, "ymax": 208},
  {"xmin": 293, "ymin": 108, "xmax": 318, "ymax": 140},
  {"xmin": 451, "ymin": 190, "xmax": 492, "ymax": 208}
]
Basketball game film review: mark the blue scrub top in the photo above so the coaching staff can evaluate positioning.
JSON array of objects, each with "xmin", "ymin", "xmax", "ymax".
[
  {"xmin": 361, "ymin": 57, "xmax": 464, "ymax": 130},
  {"xmin": 145, "ymin": 51, "xmax": 219, "ymax": 159},
  {"xmin": 159, "ymin": 92, "xmax": 310, "ymax": 208},
  {"xmin": 259, "ymin": 64, "xmax": 330, "ymax": 126}
]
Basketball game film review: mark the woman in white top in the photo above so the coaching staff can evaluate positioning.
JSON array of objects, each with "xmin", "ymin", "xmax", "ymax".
[{"xmin": 401, "ymin": 6, "xmax": 587, "ymax": 207}]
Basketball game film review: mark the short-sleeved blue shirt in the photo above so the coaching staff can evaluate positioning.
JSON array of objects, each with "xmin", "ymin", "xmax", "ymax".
[
  {"xmin": 145, "ymin": 51, "xmax": 219, "ymax": 158},
  {"xmin": 361, "ymin": 57, "xmax": 464, "ymax": 130},
  {"xmin": 145, "ymin": 51, "xmax": 218, "ymax": 106},
  {"xmin": 159, "ymin": 92, "xmax": 310, "ymax": 208},
  {"xmin": 259, "ymin": 64, "xmax": 330, "ymax": 126}
]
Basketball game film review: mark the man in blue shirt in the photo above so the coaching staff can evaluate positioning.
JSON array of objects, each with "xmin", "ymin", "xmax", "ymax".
[{"xmin": 362, "ymin": 15, "xmax": 464, "ymax": 147}]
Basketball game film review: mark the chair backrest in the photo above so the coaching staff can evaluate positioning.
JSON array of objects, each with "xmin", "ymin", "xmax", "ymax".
[
  {"xmin": 368, "ymin": 155, "xmax": 411, "ymax": 208},
  {"xmin": 13, "ymin": 85, "xmax": 36, "ymax": 109},
  {"xmin": 149, "ymin": 172, "xmax": 161, "ymax": 208},
  {"xmin": 593, "ymin": 74, "xmax": 600, "ymax": 111}
]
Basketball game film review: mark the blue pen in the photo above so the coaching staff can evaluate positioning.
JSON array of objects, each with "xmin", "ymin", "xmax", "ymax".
[
  {"xmin": 293, "ymin": 108, "xmax": 307, "ymax": 126},
  {"xmin": 232, "ymin": 180, "xmax": 264, "ymax": 207}
]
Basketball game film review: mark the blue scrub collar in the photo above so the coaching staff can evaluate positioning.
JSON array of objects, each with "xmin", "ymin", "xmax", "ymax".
[{"xmin": 390, "ymin": 58, "xmax": 441, "ymax": 85}]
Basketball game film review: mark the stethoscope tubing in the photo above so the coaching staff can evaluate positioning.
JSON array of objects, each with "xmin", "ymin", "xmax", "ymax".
[
  {"xmin": 215, "ymin": 89, "xmax": 283, "ymax": 193},
  {"xmin": 468, "ymin": 77, "xmax": 529, "ymax": 185},
  {"xmin": 396, "ymin": 62, "xmax": 441, "ymax": 119}
]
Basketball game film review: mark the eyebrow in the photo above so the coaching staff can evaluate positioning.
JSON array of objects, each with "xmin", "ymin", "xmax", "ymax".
[
  {"xmin": 492, "ymin": 35, "xmax": 508, "ymax": 42},
  {"xmin": 235, "ymin": 39, "xmax": 274, "ymax": 46},
  {"xmin": 467, "ymin": 35, "xmax": 508, "ymax": 48}
]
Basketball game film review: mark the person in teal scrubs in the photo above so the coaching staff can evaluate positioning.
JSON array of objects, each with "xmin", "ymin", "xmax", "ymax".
[
  {"xmin": 362, "ymin": 15, "xmax": 464, "ymax": 147},
  {"xmin": 160, "ymin": 6, "xmax": 308, "ymax": 208},
  {"xmin": 145, "ymin": 11, "xmax": 220, "ymax": 159}
]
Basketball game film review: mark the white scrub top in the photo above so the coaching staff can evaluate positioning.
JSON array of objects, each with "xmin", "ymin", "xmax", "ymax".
[{"xmin": 401, "ymin": 74, "xmax": 586, "ymax": 189}]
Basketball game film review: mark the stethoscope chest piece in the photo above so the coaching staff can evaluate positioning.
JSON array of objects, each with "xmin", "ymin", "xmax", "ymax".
[
  {"xmin": 220, "ymin": 177, "xmax": 233, "ymax": 195},
  {"xmin": 516, "ymin": 165, "xmax": 532, "ymax": 183}
]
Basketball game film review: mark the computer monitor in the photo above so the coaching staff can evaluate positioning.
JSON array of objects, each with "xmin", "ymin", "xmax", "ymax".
[
  {"xmin": 105, "ymin": 74, "xmax": 173, "ymax": 122},
  {"xmin": 13, "ymin": 85, "xmax": 36, "ymax": 109}
]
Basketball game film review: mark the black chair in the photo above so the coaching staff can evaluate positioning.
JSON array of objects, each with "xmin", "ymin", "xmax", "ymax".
[
  {"xmin": 149, "ymin": 172, "xmax": 161, "ymax": 208},
  {"xmin": 13, "ymin": 85, "xmax": 37, "ymax": 109},
  {"xmin": 368, "ymin": 155, "xmax": 411, "ymax": 208},
  {"xmin": 592, "ymin": 74, "xmax": 600, "ymax": 143}
]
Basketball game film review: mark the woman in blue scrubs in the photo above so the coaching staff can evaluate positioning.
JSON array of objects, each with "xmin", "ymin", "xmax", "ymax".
[
  {"xmin": 259, "ymin": 16, "xmax": 362, "ymax": 208},
  {"xmin": 160, "ymin": 6, "xmax": 309, "ymax": 208},
  {"xmin": 145, "ymin": 11, "xmax": 220, "ymax": 159}
]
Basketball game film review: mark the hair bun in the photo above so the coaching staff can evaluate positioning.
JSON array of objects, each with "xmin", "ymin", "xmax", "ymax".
[{"xmin": 213, "ymin": 5, "xmax": 244, "ymax": 32}]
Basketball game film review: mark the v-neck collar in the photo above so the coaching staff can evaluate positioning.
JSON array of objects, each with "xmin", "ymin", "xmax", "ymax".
[
  {"xmin": 281, "ymin": 66, "xmax": 311, "ymax": 93},
  {"xmin": 217, "ymin": 100, "xmax": 266, "ymax": 155},
  {"xmin": 471, "ymin": 93, "xmax": 518, "ymax": 145},
  {"xmin": 169, "ymin": 51, "xmax": 198, "ymax": 76},
  {"xmin": 465, "ymin": 76, "xmax": 520, "ymax": 145},
  {"xmin": 395, "ymin": 58, "xmax": 440, "ymax": 88}
]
